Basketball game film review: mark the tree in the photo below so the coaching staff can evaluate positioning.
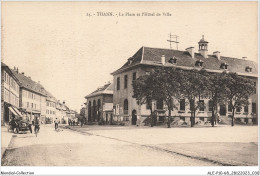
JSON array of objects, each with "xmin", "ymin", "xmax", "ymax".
[
  {"xmin": 223, "ymin": 72, "xmax": 255, "ymax": 126},
  {"xmin": 206, "ymin": 72, "xmax": 228, "ymax": 127},
  {"xmin": 132, "ymin": 74, "xmax": 157, "ymax": 127},
  {"xmin": 151, "ymin": 67, "xmax": 182, "ymax": 128},
  {"xmin": 179, "ymin": 69, "xmax": 208, "ymax": 127}
]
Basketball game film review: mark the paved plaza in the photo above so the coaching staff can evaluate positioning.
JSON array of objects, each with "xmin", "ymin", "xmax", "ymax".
[{"xmin": 1, "ymin": 124, "xmax": 258, "ymax": 166}]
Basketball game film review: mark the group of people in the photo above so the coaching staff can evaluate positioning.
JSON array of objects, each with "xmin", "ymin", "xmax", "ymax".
[
  {"xmin": 68, "ymin": 117, "xmax": 85, "ymax": 127},
  {"xmin": 68, "ymin": 118, "xmax": 77, "ymax": 126}
]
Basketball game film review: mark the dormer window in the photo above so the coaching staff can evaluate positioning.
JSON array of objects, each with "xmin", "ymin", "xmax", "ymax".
[
  {"xmin": 195, "ymin": 60, "xmax": 203, "ymax": 67},
  {"xmin": 169, "ymin": 57, "xmax": 177, "ymax": 64},
  {"xmin": 245, "ymin": 66, "xmax": 252, "ymax": 72},
  {"xmin": 220, "ymin": 63, "xmax": 228, "ymax": 69},
  {"xmin": 128, "ymin": 57, "xmax": 133, "ymax": 65}
]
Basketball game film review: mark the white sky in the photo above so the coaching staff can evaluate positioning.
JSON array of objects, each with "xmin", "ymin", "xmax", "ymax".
[{"xmin": 2, "ymin": 2, "xmax": 258, "ymax": 112}]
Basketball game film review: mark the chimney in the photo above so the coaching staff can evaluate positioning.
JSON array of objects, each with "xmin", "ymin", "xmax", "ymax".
[
  {"xmin": 14, "ymin": 66, "xmax": 16, "ymax": 70},
  {"xmin": 63, "ymin": 101, "xmax": 65, "ymax": 104},
  {"xmin": 16, "ymin": 67, "xmax": 19, "ymax": 73},
  {"xmin": 242, "ymin": 57, "xmax": 247, "ymax": 60},
  {"xmin": 22, "ymin": 72, "xmax": 24, "ymax": 75},
  {"xmin": 28, "ymin": 76, "xmax": 31, "ymax": 79},
  {"xmin": 186, "ymin": 47, "xmax": 195, "ymax": 58},
  {"xmin": 161, "ymin": 55, "xmax": 165, "ymax": 65},
  {"xmin": 213, "ymin": 51, "xmax": 221, "ymax": 60}
]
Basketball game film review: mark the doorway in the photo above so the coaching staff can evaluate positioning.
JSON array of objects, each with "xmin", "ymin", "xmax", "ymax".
[
  {"xmin": 132, "ymin": 110, "xmax": 137, "ymax": 125},
  {"xmin": 219, "ymin": 104, "xmax": 226, "ymax": 116}
]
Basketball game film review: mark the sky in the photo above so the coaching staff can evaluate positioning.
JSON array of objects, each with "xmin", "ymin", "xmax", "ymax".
[{"xmin": 1, "ymin": 1, "xmax": 258, "ymax": 112}]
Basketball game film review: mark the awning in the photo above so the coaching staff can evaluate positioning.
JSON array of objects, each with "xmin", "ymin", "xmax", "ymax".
[
  {"xmin": 12, "ymin": 106, "xmax": 23, "ymax": 117},
  {"xmin": 8, "ymin": 106, "xmax": 20, "ymax": 117}
]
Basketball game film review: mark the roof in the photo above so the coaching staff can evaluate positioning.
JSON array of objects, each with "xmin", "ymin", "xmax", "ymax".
[
  {"xmin": 11, "ymin": 69, "xmax": 47, "ymax": 96},
  {"xmin": 1, "ymin": 62, "xmax": 21, "ymax": 83},
  {"xmin": 85, "ymin": 82, "xmax": 113, "ymax": 98},
  {"xmin": 111, "ymin": 46, "xmax": 257, "ymax": 77}
]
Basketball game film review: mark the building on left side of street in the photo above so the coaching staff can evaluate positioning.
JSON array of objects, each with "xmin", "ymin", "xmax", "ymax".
[
  {"xmin": 44, "ymin": 90, "xmax": 57, "ymax": 124},
  {"xmin": 11, "ymin": 68, "xmax": 47, "ymax": 122},
  {"xmin": 1, "ymin": 63, "xmax": 21, "ymax": 126}
]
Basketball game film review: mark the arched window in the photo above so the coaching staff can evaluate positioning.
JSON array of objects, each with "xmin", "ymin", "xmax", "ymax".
[{"xmin": 124, "ymin": 99, "xmax": 128, "ymax": 114}]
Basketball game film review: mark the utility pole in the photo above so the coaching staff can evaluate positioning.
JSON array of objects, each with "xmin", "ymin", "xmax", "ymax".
[{"xmin": 167, "ymin": 33, "xmax": 179, "ymax": 50}]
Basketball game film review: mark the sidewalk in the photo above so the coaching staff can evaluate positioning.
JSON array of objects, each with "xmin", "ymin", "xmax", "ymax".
[{"xmin": 1, "ymin": 126, "xmax": 15, "ymax": 158}]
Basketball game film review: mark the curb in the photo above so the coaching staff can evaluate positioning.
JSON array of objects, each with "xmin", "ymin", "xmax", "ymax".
[{"xmin": 1, "ymin": 134, "xmax": 15, "ymax": 159}]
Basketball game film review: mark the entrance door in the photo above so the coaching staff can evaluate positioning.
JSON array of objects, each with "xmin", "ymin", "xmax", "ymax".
[
  {"xmin": 132, "ymin": 110, "xmax": 137, "ymax": 125},
  {"xmin": 219, "ymin": 104, "xmax": 226, "ymax": 116}
]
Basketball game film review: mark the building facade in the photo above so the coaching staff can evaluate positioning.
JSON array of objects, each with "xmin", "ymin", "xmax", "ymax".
[
  {"xmin": 111, "ymin": 36, "xmax": 258, "ymax": 125},
  {"xmin": 1, "ymin": 63, "xmax": 21, "ymax": 125},
  {"xmin": 11, "ymin": 68, "xmax": 47, "ymax": 122},
  {"xmin": 85, "ymin": 82, "xmax": 113, "ymax": 124}
]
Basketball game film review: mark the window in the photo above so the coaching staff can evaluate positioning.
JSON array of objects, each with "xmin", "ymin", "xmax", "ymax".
[
  {"xmin": 195, "ymin": 60, "xmax": 203, "ymax": 67},
  {"xmin": 190, "ymin": 100, "xmax": 195, "ymax": 112},
  {"xmin": 199, "ymin": 100, "xmax": 205, "ymax": 112},
  {"xmin": 169, "ymin": 57, "xmax": 177, "ymax": 64},
  {"xmin": 252, "ymin": 103, "xmax": 256, "ymax": 114},
  {"xmin": 117, "ymin": 77, "xmax": 120, "ymax": 90},
  {"xmin": 254, "ymin": 82, "xmax": 256, "ymax": 94},
  {"xmin": 157, "ymin": 99, "xmax": 164, "ymax": 110},
  {"xmin": 133, "ymin": 72, "xmax": 136, "ymax": 81},
  {"xmin": 124, "ymin": 99, "xmax": 128, "ymax": 114},
  {"xmin": 228, "ymin": 102, "xmax": 232, "ymax": 112},
  {"xmin": 220, "ymin": 63, "xmax": 228, "ymax": 69},
  {"xmin": 236, "ymin": 107, "xmax": 241, "ymax": 113},
  {"xmin": 124, "ymin": 75, "xmax": 128, "ymax": 89},
  {"xmin": 244, "ymin": 105, "xmax": 248, "ymax": 113},
  {"xmin": 208, "ymin": 100, "xmax": 213, "ymax": 112},
  {"xmin": 31, "ymin": 103, "xmax": 33, "ymax": 109},
  {"xmin": 180, "ymin": 99, "xmax": 185, "ymax": 111},
  {"xmin": 27, "ymin": 102, "xmax": 29, "ymax": 108}
]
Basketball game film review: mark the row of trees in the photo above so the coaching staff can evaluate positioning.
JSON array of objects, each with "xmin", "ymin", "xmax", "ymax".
[{"xmin": 132, "ymin": 67, "xmax": 256, "ymax": 128}]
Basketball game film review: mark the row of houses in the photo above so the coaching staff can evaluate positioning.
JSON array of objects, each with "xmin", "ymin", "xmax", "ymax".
[
  {"xmin": 1, "ymin": 63, "xmax": 76, "ymax": 126},
  {"xmin": 84, "ymin": 36, "xmax": 258, "ymax": 126}
]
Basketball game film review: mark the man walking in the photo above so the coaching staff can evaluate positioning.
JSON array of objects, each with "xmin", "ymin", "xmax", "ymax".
[{"xmin": 54, "ymin": 118, "xmax": 59, "ymax": 130}]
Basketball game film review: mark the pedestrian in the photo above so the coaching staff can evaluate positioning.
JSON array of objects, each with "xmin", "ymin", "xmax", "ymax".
[
  {"xmin": 28, "ymin": 119, "xmax": 32, "ymax": 133},
  {"xmin": 81, "ymin": 118, "xmax": 84, "ymax": 127},
  {"xmin": 72, "ymin": 119, "xmax": 75, "ymax": 126},
  {"xmin": 34, "ymin": 116, "xmax": 40, "ymax": 133},
  {"xmin": 54, "ymin": 118, "xmax": 59, "ymax": 130}
]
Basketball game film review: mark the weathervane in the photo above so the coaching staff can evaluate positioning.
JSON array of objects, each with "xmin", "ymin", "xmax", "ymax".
[{"xmin": 167, "ymin": 33, "xmax": 179, "ymax": 50}]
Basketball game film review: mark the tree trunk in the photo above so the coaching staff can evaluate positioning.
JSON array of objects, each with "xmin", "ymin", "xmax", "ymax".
[
  {"xmin": 150, "ymin": 109, "xmax": 153, "ymax": 127},
  {"xmin": 167, "ymin": 109, "xmax": 171, "ymax": 128},
  {"xmin": 211, "ymin": 108, "xmax": 215, "ymax": 127},
  {"xmin": 193, "ymin": 111, "xmax": 196, "ymax": 126},
  {"xmin": 190, "ymin": 112, "xmax": 193, "ymax": 127},
  {"xmin": 231, "ymin": 109, "xmax": 235, "ymax": 126}
]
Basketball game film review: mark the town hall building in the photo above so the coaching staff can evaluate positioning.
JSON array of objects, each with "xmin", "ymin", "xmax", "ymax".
[{"xmin": 111, "ymin": 36, "xmax": 258, "ymax": 126}]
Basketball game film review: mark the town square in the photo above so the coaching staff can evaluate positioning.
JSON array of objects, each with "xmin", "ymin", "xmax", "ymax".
[{"xmin": 1, "ymin": 1, "xmax": 258, "ymax": 176}]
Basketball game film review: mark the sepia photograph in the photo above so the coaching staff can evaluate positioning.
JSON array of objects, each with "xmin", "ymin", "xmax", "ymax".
[{"xmin": 0, "ymin": 1, "xmax": 259, "ymax": 175}]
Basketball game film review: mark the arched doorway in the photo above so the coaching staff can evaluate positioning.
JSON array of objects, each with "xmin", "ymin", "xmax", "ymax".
[
  {"xmin": 88, "ymin": 101, "xmax": 92, "ymax": 122},
  {"xmin": 97, "ymin": 99, "xmax": 101, "ymax": 121},
  {"xmin": 132, "ymin": 110, "xmax": 137, "ymax": 125},
  {"xmin": 124, "ymin": 99, "xmax": 128, "ymax": 115},
  {"xmin": 93, "ymin": 100, "xmax": 96, "ymax": 121}
]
